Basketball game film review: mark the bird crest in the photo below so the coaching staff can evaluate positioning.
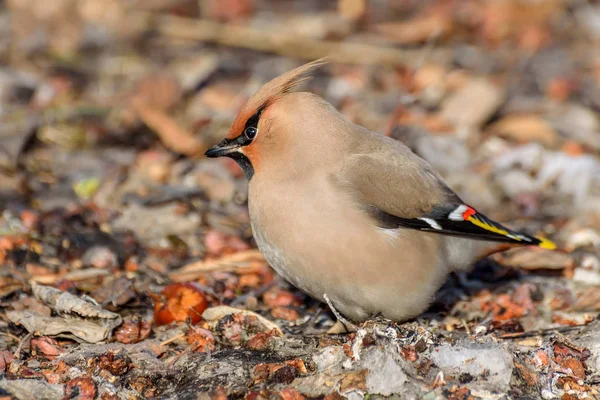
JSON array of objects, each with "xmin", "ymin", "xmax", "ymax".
[{"xmin": 226, "ymin": 58, "xmax": 327, "ymax": 139}]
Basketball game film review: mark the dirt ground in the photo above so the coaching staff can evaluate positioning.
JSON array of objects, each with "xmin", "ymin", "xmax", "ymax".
[{"xmin": 1, "ymin": 0, "xmax": 600, "ymax": 399}]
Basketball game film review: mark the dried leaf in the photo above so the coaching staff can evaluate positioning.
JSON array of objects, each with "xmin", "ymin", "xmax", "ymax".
[
  {"xmin": 6, "ymin": 283, "xmax": 123, "ymax": 342},
  {"xmin": 32, "ymin": 282, "xmax": 120, "ymax": 319},
  {"xmin": 439, "ymin": 78, "xmax": 505, "ymax": 129},
  {"xmin": 132, "ymin": 103, "xmax": 206, "ymax": 157},
  {"xmin": 489, "ymin": 114, "xmax": 560, "ymax": 147},
  {"xmin": 6, "ymin": 310, "xmax": 121, "ymax": 343},
  {"xmin": 169, "ymin": 249, "xmax": 266, "ymax": 281},
  {"xmin": 373, "ymin": 12, "xmax": 451, "ymax": 45},
  {"xmin": 202, "ymin": 305, "xmax": 283, "ymax": 336},
  {"xmin": 492, "ymin": 248, "xmax": 573, "ymax": 270}
]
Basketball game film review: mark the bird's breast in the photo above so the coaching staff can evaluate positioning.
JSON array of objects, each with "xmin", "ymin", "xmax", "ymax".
[{"xmin": 247, "ymin": 174, "xmax": 447, "ymax": 321}]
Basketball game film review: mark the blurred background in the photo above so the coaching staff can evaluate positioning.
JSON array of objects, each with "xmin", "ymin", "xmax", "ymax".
[
  {"xmin": 1, "ymin": 0, "xmax": 600, "ymax": 397},
  {"xmin": 1, "ymin": 0, "xmax": 599, "ymax": 223}
]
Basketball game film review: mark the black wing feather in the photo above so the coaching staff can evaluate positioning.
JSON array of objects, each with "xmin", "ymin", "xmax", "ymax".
[{"xmin": 369, "ymin": 205, "xmax": 549, "ymax": 247}]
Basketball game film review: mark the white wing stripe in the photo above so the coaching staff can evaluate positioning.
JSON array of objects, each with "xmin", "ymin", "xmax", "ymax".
[
  {"xmin": 448, "ymin": 205, "xmax": 468, "ymax": 221},
  {"xmin": 418, "ymin": 218, "xmax": 442, "ymax": 230}
]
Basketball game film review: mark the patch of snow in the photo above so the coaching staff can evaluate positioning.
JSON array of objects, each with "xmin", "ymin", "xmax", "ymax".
[
  {"xmin": 431, "ymin": 341, "xmax": 513, "ymax": 391},
  {"xmin": 363, "ymin": 348, "xmax": 407, "ymax": 396}
]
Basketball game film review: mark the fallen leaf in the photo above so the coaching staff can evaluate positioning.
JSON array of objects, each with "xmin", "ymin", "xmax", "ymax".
[
  {"xmin": 64, "ymin": 377, "xmax": 97, "ymax": 400},
  {"xmin": 339, "ymin": 369, "xmax": 368, "ymax": 393},
  {"xmin": 92, "ymin": 351, "xmax": 132, "ymax": 376},
  {"xmin": 489, "ymin": 114, "xmax": 559, "ymax": 147},
  {"xmin": 128, "ymin": 376, "xmax": 158, "ymax": 398},
  {"xmin": 152, "ymin": 283, "xmax": 208, "ymax": 326},
  {"xmin": 7, "ymin": 283, "xmax": 122, "ymax": 343},
  {"xmin": 186, "ymin": 326, "xmax": 216, "ymax": 353},
  {"xmin": 439, "ymin": 78, "xmax": 505, "ymax": 129},
  {"xmin": 128, "ymin": 72, "xmax": 182, "ymax": 114},
  {"xmin": 338, "ymin": 0, "xmax": 366, "ymax": 21},
  {"xmin": 492, "ymin": 247, "xmax": 573, "ymax": 270},
  {"xmin": 279, "ymin": 387, "xmax": 305, "ymax": 400},
  {"xmin": 0, "ymin": 276, "xmax": 24, "ymax": 298},
  {"xmin": 202, "ymin": 0, "xmax": 254, "ymax": 22},
  {"xmin": 0, "ymin": 351, "xmax": 14, "ymax": 373},
  {"xmin": 263, "ymin": 287, "xmax": 301, "ymax": 307},
  {"xmin": 203, "ymin": 305, "xmax": 283, "ymax": 336},
  {"xmin": 73, "ymin": 177, "xmax": 101, "ymax": 200},
  {"xmin": 558, "ymin": 357, "xmax": 586, "ymax": 380},
  {"xmin": 246, "ymin": 328, "xmax": 280, "ymax": 350},
  {"xmin": 114, "ymin": 318, "xmax": 152, "ymax": 344},
  {"xmin": 31, "ymin": 282, "xmax": 119, "ymax": 319},
  {"xmin": 169, "ymin": 249, "xmax": 266, "ymax": 282},
  {"xmin": 270, "ymin": 306, "xmax": 300, "ymax": 321},
  {"xmin": 570, "ymin": 287, "xmax": 600, "ymax": 312},
  {"xmin": 204, "ymin": 229, "xmax": 250, "ymax": 257},
  {"xmin": 30, "ymin": 337, "xmax": 63, "ymax": 358},
  {"xmin": 373, "ymin": 11, "xmax": 451, "ymax": 45},
  {"xmin": 132, "ymin": 104, "xmax": 206, "ymax": 157}
]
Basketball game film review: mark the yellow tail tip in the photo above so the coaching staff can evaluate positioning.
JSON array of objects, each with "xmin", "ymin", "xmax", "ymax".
[{"xmin": 537, "ymin": 237, "xmax": 557, "ymax": 250}]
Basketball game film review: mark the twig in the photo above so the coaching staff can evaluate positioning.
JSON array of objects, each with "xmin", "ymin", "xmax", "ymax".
[
  {"xmin": 461, "ymin": 319, "xmax": 472, "ymax": 336},
  {"xmin": 160, "ymin": 332, "xmax": 185, "ymax": 346},
  {"xmin": 0, "ymin": 331, "xmax": 21, "ymax": 343},
  {"xmin": 145, "ymin": 14, "xmax": 451, "ymax": 68},
  {"xmin": 498, "ymin": 325, "xmax": 583, "ymax": 339},
  {"xmin": 13, "ymin": 332, "xmax": 33, "ymax": 360}
]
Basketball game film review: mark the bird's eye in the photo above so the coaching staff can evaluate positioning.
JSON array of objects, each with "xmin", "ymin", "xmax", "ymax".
[{"xmin": 244, "ymin": 127, "xmax": 257, "ymax": 140}]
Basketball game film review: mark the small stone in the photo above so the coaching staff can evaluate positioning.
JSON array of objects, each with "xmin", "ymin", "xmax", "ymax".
[
  {"xmin": 551, "ymin": 104, "xmax": 600, "ymax": 151},
  {"xmin": 82, "ymin": 246, "xmax": 119, "ymax": 269},
  {"xmin": 312, "ymin": 346, "xmax": 347, "ymax": 375},
  {"xmin": 135, "ymin": 149, "xmax": 173, "ymax": 183}
]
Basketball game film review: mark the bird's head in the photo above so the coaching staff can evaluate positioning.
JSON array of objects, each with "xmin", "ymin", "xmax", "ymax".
[{"xmin": 205, "ymin": 58, "xmax": 330, "ymax": 180}]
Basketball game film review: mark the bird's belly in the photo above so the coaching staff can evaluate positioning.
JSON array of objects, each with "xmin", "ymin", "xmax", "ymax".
[{"xmin": 249, "ymin": 192, "xmax": 448, "ymax": 322}]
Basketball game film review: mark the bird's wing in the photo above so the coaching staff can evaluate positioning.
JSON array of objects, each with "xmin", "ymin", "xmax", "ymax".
[{"xmin": 336, "ymin": 151, "xmax": 556, "ymax": 249}]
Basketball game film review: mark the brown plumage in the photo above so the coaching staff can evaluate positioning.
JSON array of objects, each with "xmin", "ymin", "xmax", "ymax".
[{"xmin": 205, "ymin": 59, "xmax": 556, "ymax": 323}]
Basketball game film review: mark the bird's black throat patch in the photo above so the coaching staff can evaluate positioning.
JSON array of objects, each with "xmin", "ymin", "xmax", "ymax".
[{"xmin": 227, "ymin": 151, "xmax": 254, "ymax": 180}]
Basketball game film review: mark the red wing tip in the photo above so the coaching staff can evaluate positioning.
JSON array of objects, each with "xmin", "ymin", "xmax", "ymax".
[{"xmin": 462, "ymin": 206, "xmax": 477, "ymax": 220}]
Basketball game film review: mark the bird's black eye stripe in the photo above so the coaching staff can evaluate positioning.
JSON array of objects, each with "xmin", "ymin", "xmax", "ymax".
[
  {"xmin": 244, "ymin": 105, "xmax": 265, "ymax": 132},
  {"xmin": 237, "ymin": 104, "xmax": 265, "ymax": 145},
  {"xmin": 224, "ymin": 104, "xmax": 265, "ymax": 148}
]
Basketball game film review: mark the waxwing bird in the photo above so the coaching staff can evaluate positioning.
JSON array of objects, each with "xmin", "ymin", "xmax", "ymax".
[{"xmin": 205, "ymin": 59, "xmax": 556, "ymax": 323}]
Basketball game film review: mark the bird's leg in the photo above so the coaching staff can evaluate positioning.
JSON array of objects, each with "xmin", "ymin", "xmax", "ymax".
[
  {"xmin": 361, "ymin": 312, "xmax": 393, "ymax": 330},
  {"xmin": 323, "ymin": 293, "xmax": 358, "ymax": 332}
]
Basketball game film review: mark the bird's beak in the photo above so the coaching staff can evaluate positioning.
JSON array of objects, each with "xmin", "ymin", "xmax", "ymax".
[{"xmin": 204, "ymin": 139, "xmax": 239, "ymax": 158}]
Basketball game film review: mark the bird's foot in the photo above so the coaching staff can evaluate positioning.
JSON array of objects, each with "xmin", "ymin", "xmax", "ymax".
[
  {"xmin": 361, "ymin": 314, "xmax": 396, "ymax": 334},
  {"xmin": 323, "ymin": 293, "xmax": 358, "ymax": 333}
]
